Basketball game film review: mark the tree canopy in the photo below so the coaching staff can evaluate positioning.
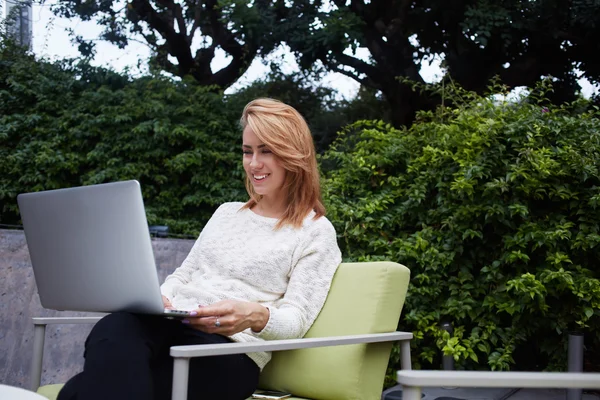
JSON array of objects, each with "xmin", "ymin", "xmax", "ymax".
[
  {"xmin": 48, "ymin": 0, "xmax": 600, "ymax": 127},
  {"xmin": 47, "ymin": 0, "xmax": 282, "ymax": 88},
  {"xmin": 280, "ymin": 0, "xmax": 600, "ymax": 126}
]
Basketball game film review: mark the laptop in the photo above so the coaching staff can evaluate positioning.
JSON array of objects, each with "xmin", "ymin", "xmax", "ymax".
[{"xmin": 17, "ymin": 180, "xmax": 190, "ymax": 317}]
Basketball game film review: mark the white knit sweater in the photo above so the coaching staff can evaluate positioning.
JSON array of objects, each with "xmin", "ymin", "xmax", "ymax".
[{"xmin": 160, "ymin": 202, "xmax": 342, "ymax": 369}]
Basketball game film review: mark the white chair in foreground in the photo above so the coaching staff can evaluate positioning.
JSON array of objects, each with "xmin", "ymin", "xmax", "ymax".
[
  {"xmin": 397, "ymin": 370, "xmax": 600, "ymax": 400},
  {"xmin": 0, "ymin": 384, "xmax": 48, "ymax": 400}
]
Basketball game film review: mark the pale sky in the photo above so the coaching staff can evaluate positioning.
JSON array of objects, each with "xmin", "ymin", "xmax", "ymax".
[{"xmin": 30, "ymin": 3, "xmax": 596, "ymax": 99}]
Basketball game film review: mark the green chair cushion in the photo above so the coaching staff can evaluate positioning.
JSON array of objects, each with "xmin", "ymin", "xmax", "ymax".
[
  {"xmin": 37, "ymin": 384, "xmax": 63, "ymax": 400},
  {"xmin": 258, "ymin": 261, "xmax": 410, "ymax": 400}
]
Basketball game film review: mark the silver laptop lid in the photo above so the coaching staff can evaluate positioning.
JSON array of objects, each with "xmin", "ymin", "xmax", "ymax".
[{"xmin": 17, "ymin": 180, "xmax": 164, "ymax": 314}]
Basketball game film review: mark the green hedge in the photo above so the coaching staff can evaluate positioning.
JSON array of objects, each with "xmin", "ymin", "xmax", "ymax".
[
  {"xmin": 322, "ymin": 85, "xmax": 600, "ymax": 382},
  {"xmin": 0, "ymin": 46, "xmax": 246, "ymax": 234}
]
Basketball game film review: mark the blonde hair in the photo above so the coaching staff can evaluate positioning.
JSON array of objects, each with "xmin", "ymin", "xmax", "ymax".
[{"xmin": 240, "ymin": 98, "xmax": 325, "ymax": 229}]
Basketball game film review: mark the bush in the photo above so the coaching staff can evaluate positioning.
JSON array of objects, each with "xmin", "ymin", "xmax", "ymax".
[
  {"xmin": 0, "ymin": 46, "xmax": 246, "ymax": 235},
  {"xmin": 321, "ymin": 83, "xmax": 600, "ymax": 383}
]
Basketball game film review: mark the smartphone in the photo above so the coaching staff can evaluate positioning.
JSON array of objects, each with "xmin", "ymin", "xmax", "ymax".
[{"xmin": 251, "ymin": 389, "xmax": 292, "ymax": 399}]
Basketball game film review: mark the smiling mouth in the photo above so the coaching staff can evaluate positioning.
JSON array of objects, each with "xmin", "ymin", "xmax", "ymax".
[{"xmin": 253, "ymin": 174, "xmax": 270, "ymax": 181}]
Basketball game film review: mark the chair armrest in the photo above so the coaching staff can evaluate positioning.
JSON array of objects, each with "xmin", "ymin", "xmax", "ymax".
[
  {"xmin": 169, "ymin": 331, "xmax": 412, "ymax": 400},
  {"xmin": 170, "ymin": 331, "xmax": 413, "ymax": 357},
  {"xmin": 32, "ymin": 317, "xmax": 104, "ymax": 325},
  {"xmin": 30, "ymin": 317, "xmax": 103, "ymax": 392},
  {"xmin": 397, "ymin": 370, "xmax": 600, "ymax": 400}
]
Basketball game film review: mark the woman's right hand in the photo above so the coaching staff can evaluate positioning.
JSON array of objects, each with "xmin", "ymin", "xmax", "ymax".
[
  {"xmin": 183, "ymin": 299, "xmax": 269, "ymax": 336},
  {"xmin": 162, "ymin": 295, "xmax": 174, "ymax": 309}
]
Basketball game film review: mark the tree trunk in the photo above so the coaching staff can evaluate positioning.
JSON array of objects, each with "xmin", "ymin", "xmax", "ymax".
[{"xmin": 379, "ymin": 80, "xmax": 439, "ymax": 128}]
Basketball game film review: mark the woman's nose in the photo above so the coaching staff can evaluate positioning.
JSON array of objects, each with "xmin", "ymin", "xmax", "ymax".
[{"xmin": 249, "ymin": 154, "xmax": 262, "ymax": 168}]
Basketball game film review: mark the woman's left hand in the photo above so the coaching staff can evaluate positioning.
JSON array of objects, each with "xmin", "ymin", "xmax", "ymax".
[{"xmin": 183, "ymin": 299, "xmax": 269, "ymax": 336}]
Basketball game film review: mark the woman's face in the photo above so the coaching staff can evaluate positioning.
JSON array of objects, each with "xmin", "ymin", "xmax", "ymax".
[{"xmin": 242, "ymin": 125, "xmax": 286, "ymax": 200}]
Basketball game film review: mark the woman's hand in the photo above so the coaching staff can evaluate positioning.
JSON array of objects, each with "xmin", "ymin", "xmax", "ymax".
[
  {"xmin": 162, "ymin": 295, "xmax": 174, "ymax": 310},
  {"xmin": 182, "ymin": 300, "xmax": 269, "ymax": 336}
]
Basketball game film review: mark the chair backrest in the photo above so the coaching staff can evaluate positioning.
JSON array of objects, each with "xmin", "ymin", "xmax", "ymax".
[{"xmin": 258, "ymin": 261, "xmax": 411, "ymax": 400}]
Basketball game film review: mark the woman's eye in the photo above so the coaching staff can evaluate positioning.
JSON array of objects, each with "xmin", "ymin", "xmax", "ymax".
[
  {"xmin": 262, "ymin": 149, "xmax": 272, "ymax": 154},
  {"xmin": 242, "ymin": 150, "xmax": 252, "ymax": 155}
]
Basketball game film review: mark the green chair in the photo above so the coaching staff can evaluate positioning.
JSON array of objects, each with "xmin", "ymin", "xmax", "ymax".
[{"xmin": 32, "ymin": 261, "xmax": 412, "ymax": 400}]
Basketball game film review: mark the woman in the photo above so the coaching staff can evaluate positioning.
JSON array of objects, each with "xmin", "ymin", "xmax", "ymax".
[{"xmin": 58, "ymin": 98, "xmax": 342, "ymax": 400}]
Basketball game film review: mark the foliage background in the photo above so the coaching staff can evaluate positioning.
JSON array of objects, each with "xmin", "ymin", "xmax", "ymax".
[
  {"xmin": 0, "ymin": 43, "xmax": 246, "ymax": 234},
  {"xmin": 1, "ymin": 38, "xmax": 600, "ymax": 386},
  {"xmin": 322, "ymin": 82, "xmax": 600, "ymax": 382}
]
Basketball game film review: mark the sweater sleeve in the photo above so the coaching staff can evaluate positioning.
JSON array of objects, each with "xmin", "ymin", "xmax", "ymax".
[
  {"xmin": 160, "ymin": 203, "xmax": 230, "ymax": 299},
  {"xmin": 160, "ymin": 233, "xmax": 203, "ymax": 300},
  {"xmin": 252, "ymin": 218, "xmax": 342, "ymax": 340}
]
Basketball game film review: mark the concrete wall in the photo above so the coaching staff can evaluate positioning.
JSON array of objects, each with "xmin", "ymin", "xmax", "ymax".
[{"xmin": 0, "ymin": 229, "xmax": 195, "ymax": 389}]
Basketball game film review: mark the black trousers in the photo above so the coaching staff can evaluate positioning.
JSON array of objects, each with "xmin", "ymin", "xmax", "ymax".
[{"xmin": 57, "ymin": 312, "xmax": 260, "ymax": 400}]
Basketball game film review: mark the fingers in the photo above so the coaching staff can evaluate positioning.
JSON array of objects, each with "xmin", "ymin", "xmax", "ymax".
[
  {"xmin": 162, "ymin": 295, "xmax": 174, "ymax": 309},
  {"xmin": 192, "ymin": 301, "xmax": 232, "ymax": 318},
  {"xmin": 183, "ymin": 315, "xmax": 232, "ymax": 335},
  {"xmin": 209, "ymin": 316, "xmax": 237, "ymax": 336},
  {"xmin": 181, "ymin": 300, "xmax": 252, "ymax": 336}
]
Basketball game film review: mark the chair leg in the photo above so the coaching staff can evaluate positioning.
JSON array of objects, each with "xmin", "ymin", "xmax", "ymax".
[
  {"xmin": 402, "ymin": 386, "xmax": 422, "ymax": 400},
  {"xmin": 31, "ymin": 324, "xmax": 47, "ymax": 391},
  {"xmin": 171, "ymin": 357, "xmax": 190, "ymax": 400},
  {"xmin": 400, "ymin": 340, "xmax": 412, "ymax": 370}
]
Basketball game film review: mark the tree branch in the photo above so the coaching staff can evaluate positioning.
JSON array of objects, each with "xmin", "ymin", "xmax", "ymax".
[
  {"xmin": 153, "ymin": 0, "xmax": 187, "ymax": 34},
  {"xmin": 499, "ymin": 56, "xmax": 543, "ymax": 89},
  {"xmin": 332, "ymin": 0, "xmax": 347, "ymax": 10},
  {"xmin": 130, "ymin": 0, "xmax": 195, "ymax": 75},
  {"xmin": 330, "ymin": 65, "xmax": 371, "ymax": 87},
  {"xmin": 188, "ymin": 0, "xmax": 203, "ymax": 44},
  {"xmin": 198, "ymin": 0, "xmax": 257, "ymax": 87},
  {"xmin": 204, "ymin": 0, "xmax": 245, "ymax": 58},
  {"xmin": 152, "ymin": 43, "xmax": 180, "ymax": 76},
  {"xmin": 128, "ymin": 35, "xmax": 155, "ymax": 51},
  {"xmin": 334, "ymin": 53, "xmax": 381, "ymax": 82},
  {"xmin": 174, "ymin": 3, "xmax": 187, "ymax": 36},
  {"xmin": 395, "ymin": 0, "xmax": 412, "ymax": 26},
  {"xmin": 349, "ymin": 0, "xmax": 367, "ymax": 16}
]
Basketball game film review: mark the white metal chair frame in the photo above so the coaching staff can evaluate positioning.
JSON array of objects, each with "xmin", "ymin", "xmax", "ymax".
[
  {"xmin": 397, "ymin": 370, "xmax": 600, "ymax": 400},
  {"xmin": 31, "ymin": 317, "xmax": 413, "ymax": 400}
]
